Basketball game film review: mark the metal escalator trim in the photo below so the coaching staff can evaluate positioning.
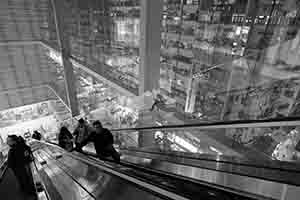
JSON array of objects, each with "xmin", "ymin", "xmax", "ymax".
[
  {"xmin": 0, "ymin": 159, "xmax": 7, "ymax": 172},
  {"xmin": 45, "ymin": 141, "xmax": 300, "ymax": 175},
  {"xmin": 42, "ymin": 148, "xmax": 113, "ymax": 199},
  {"xmin": 40, "ymin": 141, "xmax": 189, "ymax": 200},
  {"xmin": 47, "ymin": 138, "xmax": 300, "ymax": 181},
  {"xmin": 0, "ymin": 159, "xmax": 8, "ymax": 183},
  {"xmin": 119, "ymin": 148, "xmax": 300, "ymax": 186},
  {"xmin": 38, "ymin": 149, "xmax": 97, "ymax": 200},
  {"xmin": 44, "ymin": 141, "xmax": 279, "ymax": 200},
  {"xmin": 38, "ymin": 170, "xmax": 64, "ymax": 200},
  {"xmin": 33, "ymin": 150, "xmax": 70, "ymax": 200},
  {"xmin": 70, "ymin": 155, "xmax": 189, "ymax": 200},
  {"xmin": 117, "ymin": 153, "xmax": 290, "ymax": 200},
  {"xmin": 39, "ymin": 150, "xmax": 96, "ymax": 200},
  {"xmin": 31, "ymin": 159, "xmax": 52, "ymax": 200},
  {"xmin": 111, "ymin": 116, "xmax": 300, "ymax": 132},
  {"xmin": 43, "ymin": 147, "xmax": 186, "ymax": 200},
  {"xmin": 110, "ymin": 130, "xmax": 300, "ymax": 173},
  {"xmin": 83, "ymin": 150, "xmax": 271, "ymax": 200},
  {"xmin": 32, "ymin": 150, "xmax": 60, "ymax": 200},
  {"xmin": 41, "ymin": 140, "xmax": 292, "ymax": 199}
]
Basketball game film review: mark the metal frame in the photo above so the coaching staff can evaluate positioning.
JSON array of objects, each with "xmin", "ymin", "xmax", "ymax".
[
  {"xmin": 111, "ymin": 116, "xmax": 300, "ymax": 132},
  {"xmin": 0, "ymin": 40, "xmax": 41, "ymax": 46},
  {"xmin": 50, "ymin": 0, "xmax": 79, "ymax": 117},
  {"xmin": 0, "ymin": 158, "xmax": 8, "ymax": 182}
]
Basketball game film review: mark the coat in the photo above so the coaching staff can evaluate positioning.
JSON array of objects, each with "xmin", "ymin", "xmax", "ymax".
[{"xmin": 82, "ymin": 128, "xmax": 114, "ymax": 156}]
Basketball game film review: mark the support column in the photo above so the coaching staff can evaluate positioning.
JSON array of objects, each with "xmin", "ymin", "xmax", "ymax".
[
  {"xmin": 138, "ymin": 0, "xmax": 163, "ymax": 149},
  {"xmin": 51, "ymin": 0, "xmax": 79, "ymax": 117},
  {"xmin": 139, "ymin": 0, "xmax": 163, "ymax": 95}
]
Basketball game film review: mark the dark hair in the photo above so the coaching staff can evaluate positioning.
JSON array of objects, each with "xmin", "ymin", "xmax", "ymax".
[
  {"xmin": 7, "ymin": 135, "xmax": 26, "ymax": 146},
  {"xmin": 18, "ymin": 136, "xmax": 26, "ymax": 144},
  {"xmin": 60, "ymin": 126, "xmax": 69, "ymax": 133},
  {"xmin": 78, "ymin": 118, "xmax": 85, "ymax": 124},
  {"xmin": 92, "ymin": 120, "xmax": 102, "ymax": 128},
  {"xmin": 7, "ymin": 135, "xmax": 19, "ymax": 142}
]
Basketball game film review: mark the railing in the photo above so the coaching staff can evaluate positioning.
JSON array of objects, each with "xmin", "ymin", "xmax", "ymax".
[
  {"xmin": 42, "ymin": 135, "xmax": 300, "ymax": 200},
  {"xmin": 47, "ymin": 116, "xmax": 300, "ymax": 184},
  {"xmin": 0, "ymin": 158, "xmax": 8, "ymax": 183},
  {"xmin": 110, "ymin": 116, "xmax": 300, "ymax": 171}
]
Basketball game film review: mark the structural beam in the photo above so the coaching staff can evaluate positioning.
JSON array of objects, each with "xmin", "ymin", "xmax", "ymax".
[
  {"xmin": 139, "ymin": 0, "xmax": 163, "ymax": 95},
  {"xmin": 0, "ymin": 84, "xmax": 48, "ymax": 95},
  {"xmin": 0, "ymin": 40, "xmax": 41, "ymax": 46},
  {"xmin": 50, "ymin": 0, "xmax": 79, "ymax": 117}
]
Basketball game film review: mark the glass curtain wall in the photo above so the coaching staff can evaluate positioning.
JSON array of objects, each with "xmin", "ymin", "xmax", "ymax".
[
  {"xmin": 72, "ymin": 66, "xmax": 139, "ymax": 129},
  {"xmin": 46, "ymin": 0, "xmax": 141, "ymax": 94},
  {"xmin": 43, "ymin": 0, "xmax": 300, "ymax": 162},
  {"xmin": 159, "ymin": 0, "xmax": 300, "ymax": 123},
  {"xmin": 156, "ymin": 0, "xmax": 300, "ymax": 161}
]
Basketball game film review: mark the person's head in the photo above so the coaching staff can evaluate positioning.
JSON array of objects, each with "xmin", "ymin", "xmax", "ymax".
[
  {"xmin": 60, "ymin": 126, "xmax": 69, "ymax": 133},
  {"xmin": 18, "ymin": 136, "xmax": 26, "ymax": 144},
  {"xmin": 6, "ymin": 135, "xmax": 18, "ymax": 147},
  {"xmin": 78, "ymin": 118, "xmax": 85, "ymax": 127},
  {"xmin": 34, "ymin": 130, "xmax": 39, "ymax": 134},
  {"xmin": 92, "ymin": 120, "xmax": 103, "ymax": 133}
]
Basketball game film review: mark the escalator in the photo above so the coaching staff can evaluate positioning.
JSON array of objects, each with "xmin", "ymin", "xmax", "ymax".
[
  {"xmin": 34, "ymin": 141, "xmax": 260, "ymax": 200},
  {"xmin": 35, "ymin": 117, "xmax": 300, "ymax": 200},
  {"xmin": 2, "ymin": 139, "xmax": 259, "ymax": 200},
  {"xmin": 2, "ymin": 118, "xmax": 300, "ymax": 200},
  {"xmin": 78, "ymin": 117, "xmax": 300, "ymax": 200},
  {"xmin": 2, "ymin": 141, "xmax": 188, "ymax": 200}
]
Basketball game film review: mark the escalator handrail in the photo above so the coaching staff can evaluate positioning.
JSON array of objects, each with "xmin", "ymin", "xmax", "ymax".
[
  {"xmin": 118, "ymin": 147, "xmax": 300, "ymax": 186},
  {"xmin": 45, "ymin": 132, "xmax": 300, "ymax": 175},
  {"xmin": 0, "ymin": 158, "xmax": 8, "ymax": 182},
  {"xmin": 110, "ymin": 116, "xmax": 300, "ymax": 132}
]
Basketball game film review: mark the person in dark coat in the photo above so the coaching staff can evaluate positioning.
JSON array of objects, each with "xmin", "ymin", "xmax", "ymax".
[
  {"xmin": 32, "ymin": 130, "xmax": 42, "ymax": 141},
  {"xmin": 58, "ymin": 126, "xmax": 73, "ymax": 151},
  {"xmin": 150, "ymin": 93, "xmax": 165, "ymax": 111},
  {"xmin": 73, "ymin": 118, "xmax": 92, "ymax": 152},
  {"xmin": 82, "ymin": 120, "xmax": 120, "ymax": 163},
  {"xmin": 7, "ymin": 135, "xmax": 37, "ymax": 198}
]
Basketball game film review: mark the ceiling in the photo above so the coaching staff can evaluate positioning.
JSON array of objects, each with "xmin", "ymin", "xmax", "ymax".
[{"xmin": 0, "ymin": 0, "xmax": 61, "ymax": 111}]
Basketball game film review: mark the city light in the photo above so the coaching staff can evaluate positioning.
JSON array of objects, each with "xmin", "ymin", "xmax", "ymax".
[
  {"xmin": 49, "ymin": 50, "xmax": 62, "ymax": 65},
  {"xmin": 209, "ymin": 146, "xmax": 223, "ymax": 155},
  {"xmin": 174, "ymin": 135, "xmax": 198, "ymax": 153}
]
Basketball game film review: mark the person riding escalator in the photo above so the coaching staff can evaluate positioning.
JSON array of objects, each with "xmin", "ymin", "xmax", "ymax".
[
  {"xmin": 58, "ymin": 126, "xmax": 73, "ymax": 151},
  {"xmin": 32, "ymin": 130, "xmax": 42, "ymax": 141},
  {"xmin": 73, "ymin": 118, "xmax": 93, "ymax": 152},
  {"xmin": 81, "ymin": 120, "xmax": 120, "ymax": 163},
  {"xmin": 6, "ymin": 135, "xmax": 37, "ymax": 199}
]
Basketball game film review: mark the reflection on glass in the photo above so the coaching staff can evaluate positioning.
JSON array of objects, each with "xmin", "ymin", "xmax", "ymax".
[
  {"xmin": 114, "ymin": 124, "xmax": 300, "ymax": 164},
  {"xmin": 47, "ymin": 0, "xmax": 141, "ymax": 93},
  {"xmin": 159, "ymin": 0, "xmax": 300, "ymax": 124}
]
